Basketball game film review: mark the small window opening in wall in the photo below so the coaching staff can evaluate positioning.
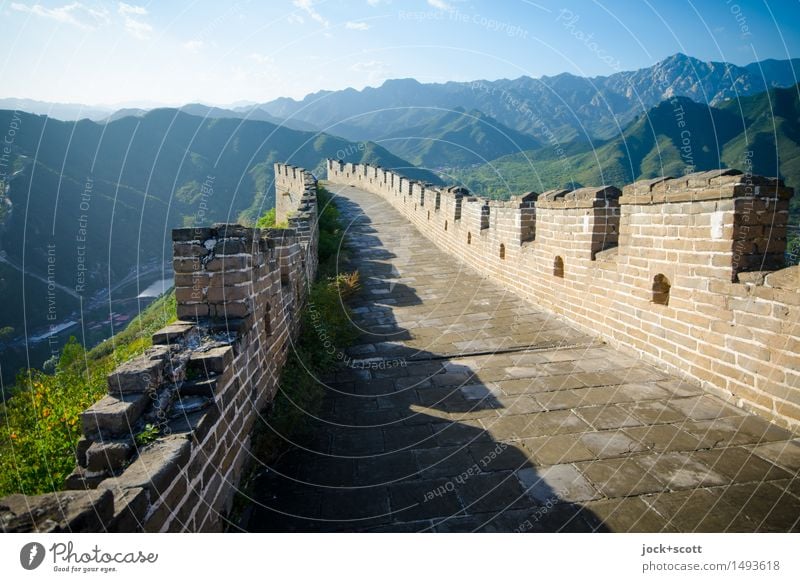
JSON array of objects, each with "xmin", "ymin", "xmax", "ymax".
[
  {"xmin": 427, "ymin": 211, "xmax": 431, "ymax": 220},
  {"xmin": 553, "ymin": 256, "xmax": 564, "ymax": 278},
  {"xmin": 499, "ymin": 243, "xmax": 506, "ymax": 260},
  {"xmin": 652, "ymin": 274, "xmax": 671, "ymax": 306},
  {"xmin": 414, "ymin": 204, "xmax": 417, "ymax": 211},
  {"xmin": 444, "ymin": 220, "xmax": 448, "ymax": 231},
  {"xmin": 467, "ymin": 232, "xmax": 472, "ymax": 245}
]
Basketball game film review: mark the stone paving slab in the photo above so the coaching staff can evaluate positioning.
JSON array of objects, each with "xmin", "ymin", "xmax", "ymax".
[{"xmin": 245, "ymin": 184, "xmax": 800, "ymax": 533}]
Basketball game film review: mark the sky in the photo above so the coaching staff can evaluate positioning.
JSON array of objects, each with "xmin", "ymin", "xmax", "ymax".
[{"xmin": 0, "ymin": 0, "xmax": 798, "ymax": 107}]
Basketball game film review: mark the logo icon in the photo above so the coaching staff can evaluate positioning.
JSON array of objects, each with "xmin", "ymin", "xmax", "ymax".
[{"xmin": 20, "ymin": 542, "xmax": 46, "ymax": 570}]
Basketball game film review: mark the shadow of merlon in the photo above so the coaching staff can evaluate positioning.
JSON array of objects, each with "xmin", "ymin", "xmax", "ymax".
[{"xmin": 244, "ymin": 187, "xmax": 609, "ymax": 533}]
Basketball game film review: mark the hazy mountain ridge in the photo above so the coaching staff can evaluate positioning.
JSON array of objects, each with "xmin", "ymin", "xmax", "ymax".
[
  {"xmin": 453, "ymin": 85, "xmax": 800, "ymax": 211},
  {"xmin": 378, "ymin": 107, "xmax": 541, "ymax": 168},
  {"xmin": 0, "ymin": 108, "xmax": 434, "ymax": 381},
  {"xmin": 260, "ymin": 53, "xmax": 800, "ymax": 146}
]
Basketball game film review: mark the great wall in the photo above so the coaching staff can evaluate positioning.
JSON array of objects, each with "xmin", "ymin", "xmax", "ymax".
[
  {"xmin": 1, "ymin": 160, "xmax": 798, "ymax": 532},
  {"xmin": 1, "ymin": 164, "xmax": 318, "ymax": 532},
  {"xmin": 327, "ymin": 160, "xmax": 799, "ymax": 430}
]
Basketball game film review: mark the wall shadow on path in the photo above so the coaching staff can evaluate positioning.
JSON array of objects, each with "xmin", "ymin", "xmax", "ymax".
[{"xmin": 245, "ymin": 191, "xmax": 608, "ymax": 532}]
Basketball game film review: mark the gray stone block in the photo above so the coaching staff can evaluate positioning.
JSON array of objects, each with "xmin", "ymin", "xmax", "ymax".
[
  {"xmin": 85, "ymin": 440, "xmax": 133, "ymax": 472},
  {"xmin": 107, "ymin": 356, "xmax": 163, "ymax": 396},
  {"xmin": 81, "ymin": 392, "xmax": 151, "ymax": 438},
  {"xmin": 187, "ymin": 345, "xmax": 233, "ymax": 375},
  {"xmin": 63, "ymin": 466, "xmax": 107, "ymax": 490},
  {"xmin": 99, "ymin": 435, "xmax": 191, "ymax": 498},
  {"xmin": 0, "ymin": 489, "xmax": 113, "ymax": 533},
  {"xmin": 107, "ymin": 487, "xmax": 148, "ymax": 533}
]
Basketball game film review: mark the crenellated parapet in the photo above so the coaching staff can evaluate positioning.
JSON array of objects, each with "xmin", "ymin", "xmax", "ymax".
[
  {"xmin": 0, "ymin": 165, "xmax": 319, "ymax": 533},
  {"xmin": 327, "ymin": 159, "xmax": 800, "ymax": 430}
]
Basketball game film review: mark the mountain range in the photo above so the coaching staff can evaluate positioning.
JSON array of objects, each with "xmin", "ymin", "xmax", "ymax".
[
  {"xmin": 259, "ymin": 53, "xmax": 800, "ymax": 148},
  {"xmin": 0, "ymin": 108, "xmax": 437, "ymax": 382},
  {"xmin": 452, "ymin": 84, "xmax": 800, "ymax": 210},
  {"xmin": 0, "ymin": 51, "xmax": 798, "ymax": 383}
]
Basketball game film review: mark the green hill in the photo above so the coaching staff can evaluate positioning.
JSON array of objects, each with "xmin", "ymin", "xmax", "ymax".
[
  {"xmin": 379, "ymin": 107, "xmax": 540, "ymax": 169},
  {"xmin": 0, "ymin": 108, "xmax": 436, "ymax": 383},
  {"xmin": 454, "ymin": 85, "xmax": 800, "ymax": 216}
]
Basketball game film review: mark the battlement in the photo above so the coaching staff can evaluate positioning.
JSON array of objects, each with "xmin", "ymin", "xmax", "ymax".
[
  {"xmin": 0, "ymin": 165, "xmax": 319, "ymax": 533},
  {"xmin": 327, "ymin": 159, "xmax": 800, "ymax": 431}
]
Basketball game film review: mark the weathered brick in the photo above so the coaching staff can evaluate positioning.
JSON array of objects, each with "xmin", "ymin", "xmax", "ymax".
[
  {"xmin": 0, "ymin": 489, "xmax": 113, "ymax": 532},
  {"xmin": 107, "ymin": 356, "xmax": 163, "ymax": 396},
  {"xmin": 99, "ymin": 435, "xmax": 191, "ymax": 498},
  {"xmin": 81, "ymin": 392, "xmax": 151, "ymax": 437},
  {"xmin": 85, "ymin": 440, "xmax": 133, "ymax": 472}
]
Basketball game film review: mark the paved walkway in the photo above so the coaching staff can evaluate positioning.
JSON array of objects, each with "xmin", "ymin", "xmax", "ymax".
[{"xmin": 246, "ymin": 183, "xmax": 800, "ymax": 532}]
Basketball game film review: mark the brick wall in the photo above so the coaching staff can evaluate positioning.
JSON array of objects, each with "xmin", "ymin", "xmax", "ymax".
[
  {"xmin": 327, "ymin": 160, "xmax": 799, "ymax": 431},
  {"xmin": 1, "ymin": 164, "xmax": 318, "ymax": 533}
]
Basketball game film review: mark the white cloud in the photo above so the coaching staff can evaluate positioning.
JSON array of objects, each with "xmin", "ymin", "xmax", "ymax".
[
  {"xmin": 367, "ymin": 0, "xmax": 385, "ymax": 5},
  {"xmin": 292, "ymin": 0, "xmax": 329, "ymax": 27},
  {"xmin": 117, "ymin": 3, "xmax": 152, "ymax": 39},
  {"xmin": 182, "ymin": 40, "xmax": 204, "ymax": 53},
  {"xmin": 118, "ymin": 2, "xmax": 146, "ymax": 16},
  {"xmin": 345, "ymin": 21, "xmax": 370, "ymax": 31},
  {"xmin": 287, "ymin": 13, "xmax": 304, "ymax": 24},
  {"xmin": 350, "ymin": 59, "xmax": 388, "ymax": 83},
  {"xmin": 10, "ymin": 2, "xmax": 109, "ymax": 30},
  {"xmin": 248, "ymin": 52, "xmax": 274, "ymax": 64},
  {"xmin": 427, "ymin": 0, "xmax": 453, "ymax": 10}
]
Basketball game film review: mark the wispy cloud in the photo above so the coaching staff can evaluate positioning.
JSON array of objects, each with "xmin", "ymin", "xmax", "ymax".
[
  {"xmin": 292, "ymin": 0, "xmax": 329, "ymax": 27},
  {"xmin": 118, "ymin": 2, "xmax": 152, "ymax": 39},
  {"xmin": 117, "ymin": 2, "xmax": 146, "ymax": 16},
  {"xmin": 182, "ymin": 40, "xmax": 204, "ymax": 53},
  {"xmin": 345, "ymin": 21, "xmax": 370, "ymax": 31},
  {"xmin": 350, "ymin": 59, "xmax": 388, "ymax": 83},
  {"xmin": 287, "ymin": 13, "xmax": 303, "ymax": 24},
  {"xmin": 10, "ymin": 2, "xmax": 109, "ymax": 30},
  {"xmin": 427, "ymin": 0, "xmax": 453, "ymax": 10},
  {"xmin": 248, "ymin": 52, "xmax": 274, "ymax": 64}
]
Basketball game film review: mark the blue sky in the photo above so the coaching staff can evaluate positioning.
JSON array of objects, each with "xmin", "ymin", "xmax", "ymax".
[{"xmin": 1, "ymin": 0, "xmax": 798, "ymax": 106}]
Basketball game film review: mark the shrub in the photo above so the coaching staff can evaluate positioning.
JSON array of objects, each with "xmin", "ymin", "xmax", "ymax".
[{"xmin": 0, "ymin": 292, "xmax": 176, "ymax": 495}]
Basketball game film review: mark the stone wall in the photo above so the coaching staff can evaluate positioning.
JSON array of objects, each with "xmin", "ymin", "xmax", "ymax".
[
  {"xmin": 1, "ymin": 164, "xmax": 318, "ymax": 532},
  {"xmin": 327, "ymin": 160, "xmax": 800, "ymax": 430}
]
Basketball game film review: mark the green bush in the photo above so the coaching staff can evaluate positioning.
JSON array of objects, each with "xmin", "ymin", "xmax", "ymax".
[
  {"xmin": 255, "ymin": 207, "xmax": 276, "ymax": 229},
  {"xmin": 787, "ymin": 232, "xmax": 800, "ymax": 266},
  {"xmin": 0, "ymin": 292, "xmax": 176, "ymax": 496},
  {"xmin": 316, "ymin": 185, "xmax": 347, "ymax": 274}
]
